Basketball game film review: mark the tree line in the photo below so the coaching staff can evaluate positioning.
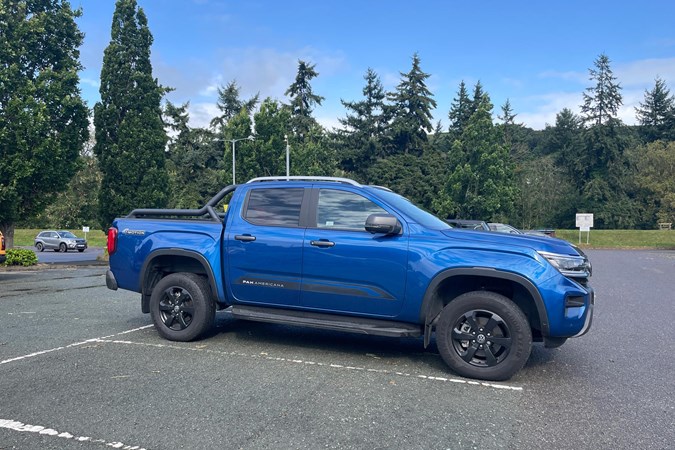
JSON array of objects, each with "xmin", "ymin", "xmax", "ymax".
[{"xmin": 2, "ymin": 0, "xmax": 674, "ymax": 248}]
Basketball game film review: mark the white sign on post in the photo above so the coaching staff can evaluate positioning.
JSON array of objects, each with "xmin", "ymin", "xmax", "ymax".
[
  {"xmin": 575, "ymin": 213, "xmax": 593, "ymax": 244},
  {"xmin": 82, "ymin": 226, "xmax": 90, "ymax": 241}
]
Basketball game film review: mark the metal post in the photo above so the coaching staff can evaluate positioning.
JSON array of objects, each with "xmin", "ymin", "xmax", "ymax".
[
  {"xmin": 285, "ymin": 134, "xmax": 290, "ymax": 179},
  {"xmin": 231, "ymin": 140, "xmax": 236, "ymax": 185}
]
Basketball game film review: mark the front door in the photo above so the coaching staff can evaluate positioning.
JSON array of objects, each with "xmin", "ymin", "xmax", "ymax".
[{"xmin": 301, "ymin": 188, "xmax": 408, "ymax": 317}]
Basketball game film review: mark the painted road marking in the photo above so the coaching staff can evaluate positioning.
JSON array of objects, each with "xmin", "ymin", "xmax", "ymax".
[
  {"xmin": 0, "ymin": 323, "xmax": 523, "ymax": 391},
  {"xmin": 94, "ymin": 338, "xmax": 524, "ymax": 392},
  {"xmin": 0, "ymin": 325, "xmax": 154, "ymax": 366},
  {"xmin": 0, "ymin": 419, "xmax": 147, "ymax": 449}
]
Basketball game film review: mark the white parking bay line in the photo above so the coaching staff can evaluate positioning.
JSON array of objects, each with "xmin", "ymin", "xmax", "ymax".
[
  {"xmin": 95, "ymin": 338, "xmax": 525, "ymax": 392},
  {"xmin": 0, "ymin": 325, "xmax": 154, "ymax": 366},
  {"xmin": 0, "ymin": 418, "xmax": 148, "ymax": 449}
]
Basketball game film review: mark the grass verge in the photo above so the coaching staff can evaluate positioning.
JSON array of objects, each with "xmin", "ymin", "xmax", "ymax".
[{"xmin": 12, "ymin": 229, "xmax": 107, "ymax": 248}]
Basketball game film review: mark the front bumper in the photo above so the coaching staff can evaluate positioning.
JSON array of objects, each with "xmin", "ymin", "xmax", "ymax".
[{"xmin": 572, "ymin": 285, "xmax": 594, "ymax": 337}]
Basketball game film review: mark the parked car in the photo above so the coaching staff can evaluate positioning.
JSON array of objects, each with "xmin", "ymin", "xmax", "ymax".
[
  {"xmin": 34, "ymin": 230, "xmax": 87, "ymax": 252},
  {"xmin": 0, "ymin": 231, "xmax": 6, "ymax": 264},
  {"xmin": 445, "ymin": 219, "xmax": 490, "ymax": 231},
  {"xmin": 488, "ymin": 222, "xmax": 550, "ymax": 237}
]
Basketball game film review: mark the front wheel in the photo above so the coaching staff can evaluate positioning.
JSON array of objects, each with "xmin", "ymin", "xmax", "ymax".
[
  {"xmin": 59, "ymin": 243, "xmax": 67, "ymax": 252},
  {"xmin": 436, "ymin": 291, "xmax": 532, "ymax": 381},
  {"xmin": 149, "ymin": 273, "xmax": 215, "ymax": 342}
]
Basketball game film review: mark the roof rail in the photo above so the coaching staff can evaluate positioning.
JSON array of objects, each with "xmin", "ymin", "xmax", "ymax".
[{"xmin": 246, "ymin": 176, "xmax": 362, "ymax": 187}]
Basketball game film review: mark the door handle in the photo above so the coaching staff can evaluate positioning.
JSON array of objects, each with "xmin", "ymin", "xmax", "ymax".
[
  {"xmin": 310, "ymin": 240, "xmax": 335, "ymax": 248},
  {"xmin": 235, "ymin": 235, "xmax": 256, "ymax": 242}
]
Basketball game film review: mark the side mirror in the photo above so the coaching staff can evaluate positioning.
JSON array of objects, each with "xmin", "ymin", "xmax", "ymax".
[{"xmin": 365, "ymin": 214, "xmax": 402, "ymax": 235}]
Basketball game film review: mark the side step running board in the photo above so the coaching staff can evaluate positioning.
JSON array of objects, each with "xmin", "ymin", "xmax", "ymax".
[{"xmin": 227, "ymin": 305, "xmax": 422, "ymax": 338}]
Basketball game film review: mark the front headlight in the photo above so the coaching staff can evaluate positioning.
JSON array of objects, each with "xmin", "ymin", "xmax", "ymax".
[{"xmin": 538, "ymin": 251, "xmax": 592, "ymax": 279}]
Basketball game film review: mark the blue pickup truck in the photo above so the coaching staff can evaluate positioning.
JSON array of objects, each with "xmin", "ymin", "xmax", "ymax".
[{"xmin": 106, "ymin": 176, "xmax": 593, "ymax": 381}]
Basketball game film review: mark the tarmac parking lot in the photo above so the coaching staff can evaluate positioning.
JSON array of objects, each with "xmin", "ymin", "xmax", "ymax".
[{"xmin": 1, "ymin": 249, "xmax": 674, "ymax": 449}]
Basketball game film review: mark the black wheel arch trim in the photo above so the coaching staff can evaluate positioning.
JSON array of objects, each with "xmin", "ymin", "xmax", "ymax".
[
  {"xmin": 419, "ymin": 267, "xmax": 549, "ymax": 347},
  {"xmin": 140, "ymin": 249, "xmax": 221, "ymax": 314}
]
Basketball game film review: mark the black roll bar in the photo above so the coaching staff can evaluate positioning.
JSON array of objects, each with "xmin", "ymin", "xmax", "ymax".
[{"xmin": 126, "ymin": 185, "xmax": 238, "ymax": 222}]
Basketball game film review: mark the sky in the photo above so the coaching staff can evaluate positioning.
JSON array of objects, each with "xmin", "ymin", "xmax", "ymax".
[{"xmin": 72, "ymin": 0, "xmax": 675, "ymax": 131}]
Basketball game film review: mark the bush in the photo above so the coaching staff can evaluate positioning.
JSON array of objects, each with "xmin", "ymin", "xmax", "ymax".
[{"xmin": 4, "ymin": 248, "xmax": 39, "ymax": 266}]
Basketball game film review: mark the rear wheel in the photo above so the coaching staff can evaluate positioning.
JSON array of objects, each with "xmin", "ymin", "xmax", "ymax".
[
  {"xmin": 150, "ymin": 272, "xmax": 215, "ymax": 342},
  {"xmin": 436, "ymin": 291, "xmax": 532, "ymax": 381},
  {"xmin": 36, "ymin": 242, "xmax": 44, "ymax": 252}
]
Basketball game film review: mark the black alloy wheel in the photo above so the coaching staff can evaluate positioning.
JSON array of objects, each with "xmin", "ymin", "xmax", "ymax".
[
  {"xmin": 450, "ymin": 309, "xmax": 512, "ymax": 368},
  {"xmin": 436, "ymin": 291, "xmax": 532, "ymax": 381},
  {"xmin": 158, "ymin": 285, "xmax": 196, "ymax": 332},
  {"xmin": 149, "ymin": 272, "xmax": 215, "ymax": 342}
]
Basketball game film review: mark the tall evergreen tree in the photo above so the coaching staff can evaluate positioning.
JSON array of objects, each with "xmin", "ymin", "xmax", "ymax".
[
  {"xmin": 387, "ymin": 53, "xmax": 437, "ymax": 155},
  {"xmin": 547, "ymin": 108, "xmax": 585, "ymax": 185},
  {"xmin": 209, "ymin": 80, "xmax": 259, "ymax": 130},
  {"xmin": 0, "ymin": 0, "xmax": 89, "ymax": 247},
  {"xmin": 337, "ymin": 68, "xmax": 387, "ymax": 175},
  {"xmin": 580, "ymin": 53, "xmax": 622, "ymax": 126},
  {"xmin": 447, "ymin": 81, "xmax": 472, "ymax": 140},
  {"xmin": 635, "ymin": 77, "xmax": 675, "ymax": 142},
  {"xmin": 285, "ymin": 60, "xmax": 324, "ymax": 139},
  {"xmin": 436, "ymin": 92, "xmax": 516, "ymax": 220},
  {"xmin": 94, "ymin": 0, "xmax": 169, "ymax": 230}
]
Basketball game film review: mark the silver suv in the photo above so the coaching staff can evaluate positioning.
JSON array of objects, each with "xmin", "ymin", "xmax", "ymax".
[{"xmin": 34, "ymin": 230, "xmax": 87, "ymax": 253}]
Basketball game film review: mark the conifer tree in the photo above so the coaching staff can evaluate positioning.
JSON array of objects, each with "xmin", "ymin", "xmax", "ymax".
[
  {"xmin": 285, "ymin": 60, "xmax": 324, "ymax": 139},
  {"xmin": 387, "ymin": 53, "xmax": 437, "ymax": 155},
  {"xmin": 448, "ymin": 81, "xmax": 472, "ymax": 140},
  {"xmin": 635, "ymin": 77, "xmax": 675, "ymax": 142},
  {"xmin": 580, "ymin": 53, "xmax": 622, "ymax": 126},
  {"xmin": 337, "ymin": 68, "xmax": 387, "ymax": 174},
  {"xmin": 436, "ymin": 93, "xmax": 516, "ymax": 220},
  {"xmin": 94, "ymin": 0, "xmax": 169, "ymax": 230},
  {"xmin": 209, "ymin": 80, "xmax": 259, "ymax": 130}
]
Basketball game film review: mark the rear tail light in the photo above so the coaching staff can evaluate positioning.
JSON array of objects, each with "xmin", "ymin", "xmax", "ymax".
[{"xmin": 107, "ymin": 227, "xmax": 118, "ymax": 255}]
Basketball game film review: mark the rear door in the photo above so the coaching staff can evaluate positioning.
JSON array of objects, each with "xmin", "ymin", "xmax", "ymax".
[
  {"xmin": 301, "ymin": 188, "xmax": 409, "ymax": 317},
  {"xmin": 225, "ymin": 186, "xmax": 308, "ymax": 307}
]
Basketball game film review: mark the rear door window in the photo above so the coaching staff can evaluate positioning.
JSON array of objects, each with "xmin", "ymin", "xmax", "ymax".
[{"xmin": 243, "ymin": 188, "xmax": 305, "ymax": 227}]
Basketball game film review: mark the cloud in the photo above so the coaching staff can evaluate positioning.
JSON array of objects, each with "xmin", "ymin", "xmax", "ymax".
[
  {"xmin": 516, "ymin": 92, "xmax": 583, "ymax": 130},
  {"xmin": 185, "ymin": 102, "xmax": 221, "ymax": 129},
  {"xmin": 615, "ymin": 57, "xmax": 675, "ymax": 86}
]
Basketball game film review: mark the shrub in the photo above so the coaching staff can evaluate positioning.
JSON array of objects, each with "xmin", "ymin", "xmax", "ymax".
[{"xmin": 4, "ymin": 248, "xmax": 39, "ymax": 266}]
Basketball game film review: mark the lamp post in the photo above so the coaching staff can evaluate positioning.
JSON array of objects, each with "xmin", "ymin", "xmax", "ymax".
[
  {"xmin": 229, "ymin": 135, "xmax": 254, "ymax": 185},
  {"xmin": 284, "ymin": 134, "xmax": 290, "ymax": 179}
]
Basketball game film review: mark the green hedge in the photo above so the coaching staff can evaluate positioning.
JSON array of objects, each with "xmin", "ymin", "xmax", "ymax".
[{"xmin": 3, "ymin": 248, "xmax": 39, "ymax": 266}]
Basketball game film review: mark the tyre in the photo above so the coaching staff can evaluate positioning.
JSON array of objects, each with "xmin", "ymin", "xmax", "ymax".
[
  {"xmin": 436, "ymin": 291, "xmax": 532, "ymax": 381},
  {"xmin": 78, "ymin": 249, "xmax": 85, "ymax": 253},
  {"xmin": 149, "ymin": 272, "xmax": 215, "ymax": 342},
  {"xmin": 59, "ymin": 243, "xmax": 67, "ymax": 252},
  {"xmin": 36, "ymin": 242, "xmax": 44, "ymax": 252}
]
